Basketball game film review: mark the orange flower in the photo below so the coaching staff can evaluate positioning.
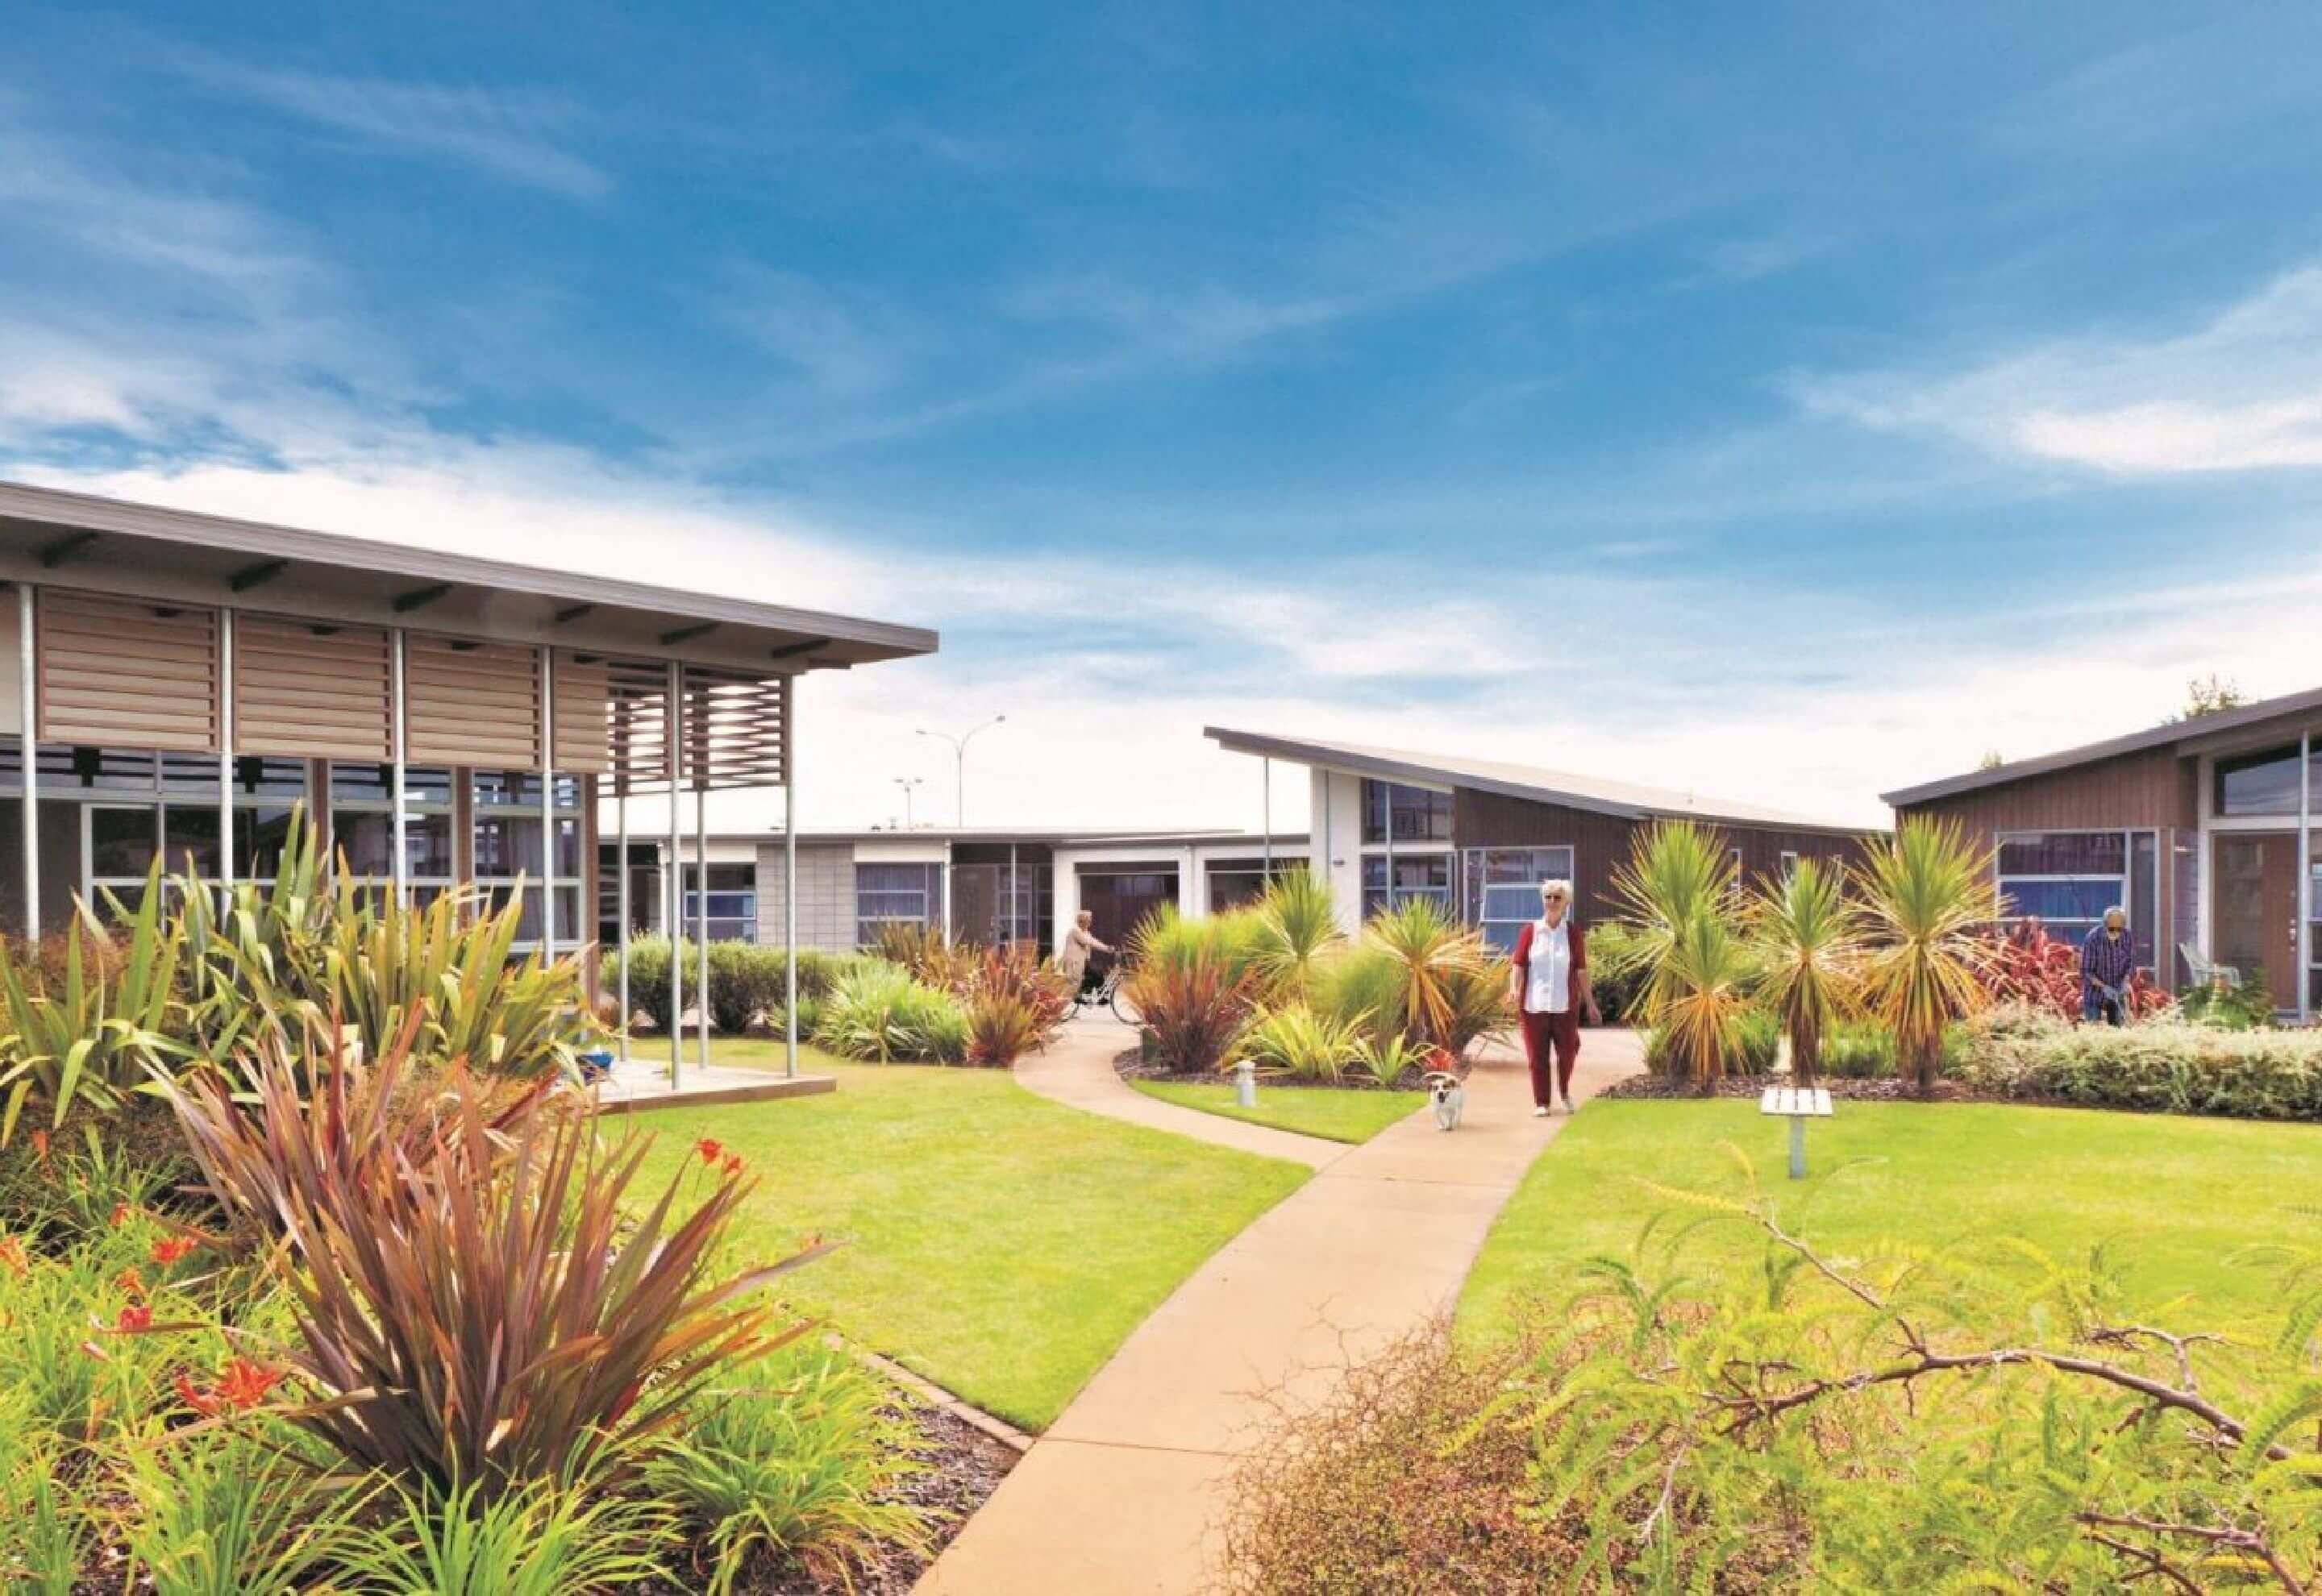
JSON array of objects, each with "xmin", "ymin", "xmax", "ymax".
[
  {"xmin": 214, "ymin": 1357, "xmax": 283, "ymax": 1411},
  {"xmin": 149, "ymin": 1236, "xmax": 197, "ymax": 1267},
  {"xmin": 116, "ymin": 1303, "xmax": 152, "ymax": 1332},
  {"xmin": 173, "ymin": 1357, "xmax": 284, "ymax": 1417},
  {"xmin": 721, "ymin": 1152, "xmax": 744, "ymax": 1177},
  {"xmin": 694, "ymin": 1137, "xmax": 723, "ymax": 1165},
  {"xmin": 0, "ymin": 1235, "xmax": 25, "ymax": 1278},
  {"xmin": 115, "ymin": 1266, "xmax": 147, "ymax": 1299},
  {"xmin": 29, "ymin": 1129, "xmax": 48, "ymax": 1169},
  {"xmin": 108, "ymin": 1201, "xmax": 134, "ymax": 1228}
]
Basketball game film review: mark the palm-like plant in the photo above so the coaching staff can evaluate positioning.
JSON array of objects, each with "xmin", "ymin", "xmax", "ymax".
[
  {"xmin": 1363, "ymin": 898, "xmax": 1503, "ymax": 1057},
  {"xmin": 1248, "ymin": 869, "xmax": 1343, "ymax": 1002},
  {"xmin": 1606, "ymin": 821, "xmax": 1737, "ymax": 1018},
  {"xmin": 1744, "ymin": 857, "xmax": 1866, "ymax": 1087},
  {"xmin": 1646, "ymin": 909, "xmax": 1757, "ymax": 1091},
  {"xmin": 1854, "ymin": 819, "xmax": 2000, "ymax": 1094}
]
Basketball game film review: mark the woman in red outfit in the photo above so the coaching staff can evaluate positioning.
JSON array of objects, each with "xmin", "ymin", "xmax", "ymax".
[{"xmin": 1507, "ymin": 879, "xmax": 1599, "ymax": 1116}]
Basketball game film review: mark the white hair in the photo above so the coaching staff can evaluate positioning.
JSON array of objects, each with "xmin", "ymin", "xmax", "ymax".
[
  {"xmin": 2104, "ymin": 904, "xmax": 2126, "ymax": 923},
  {"xmin": 1539, "ymin": 879, "xmax": 1574, "ymax": 902}
]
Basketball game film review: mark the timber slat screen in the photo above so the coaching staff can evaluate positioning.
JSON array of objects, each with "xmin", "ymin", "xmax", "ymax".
[
  {"xmin": 403, "ymin": 635, "xmax": 540, "ymax": 768},
  {"xmin": 552, "ymin": 652, "xmax": 613, "ymax": 775},
  {"xmin": 232, "ymin": 617, "xmax": 393, "ymax": 759},
  {"xmin": 601, "ymin": 661, "xmax": 788, "ymax": 793},
  {"xmin": 36, "ymin": 588, "xmax": 220, "ymax": 752}
]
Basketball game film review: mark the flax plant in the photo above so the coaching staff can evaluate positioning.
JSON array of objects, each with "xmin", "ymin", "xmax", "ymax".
[
  {"xmin": 1363, "ymin": 898, "xmax": 1506, "ymax": 1057},
  {"xmin": 1854, "ymin": 819, "xmax": 2000, "ymax": 1094},
  {"xmin": 1743, "ymin": 857, "xmax": 1866, "ymax": 1087}
]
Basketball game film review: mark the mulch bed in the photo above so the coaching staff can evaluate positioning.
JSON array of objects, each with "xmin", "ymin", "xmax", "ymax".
[{"xmin": 646, "ymin": 1394, "xmax": 1020, "ymax": 1595}]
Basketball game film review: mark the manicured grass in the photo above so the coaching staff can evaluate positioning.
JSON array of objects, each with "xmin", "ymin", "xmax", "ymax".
[
  {"xmin": 629, "ymin": 1049, "xmax": 1310, "ymax": 1431},
  {"xmin": 1459, "ymin": 1098, "xmax": 2322, "ymax": 1344},
  {"xmin": 1128, "ymin": 1079, "xmax": 1421, "ymax": 1144}
]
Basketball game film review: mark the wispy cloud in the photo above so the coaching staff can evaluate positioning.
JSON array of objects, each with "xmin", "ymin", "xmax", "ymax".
[
  {"xmin": 1795, "ymin": 263, "xmax": 2322, "ymax": 474},
  {"xmin": 172, "ymin": 56, "xmax": 610, "ymax": 199}
]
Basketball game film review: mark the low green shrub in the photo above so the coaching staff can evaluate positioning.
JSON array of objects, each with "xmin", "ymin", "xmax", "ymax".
[
  {"xmin": 813, "ymin": 963, "xmax": 970, "ymax": 1064},
  {"xmin": 1956, "ymin": 1016, "xmax": 2322, "ymax": 1119},
  {"xmin": 1642, "ymin": 1003, "xmax": 1780, "ymax": 1079},
  {"xmin": 1234, "ymin": 1003, "xmax": 1367, "ymax": 1085},
  {"xmin": 1819, "ymin": 1017, "xmax": 1896, "ymax": 1079},
  {"xmin": 2178, "ymin": 971, "xmax": 2276, "ymax": 1031},
  {"xmin": 617, "ymin": 939, "xmax": 860, "ymax": 1034},
  {"xmin": 338, "ymin": 1470, "xmax": 678, "ymax": 1596},
  {"xmin": 1309, "ymin": 944, "xmax": 1409, "ymax": 1047},
  {"xmin": 1579, "ymin": 918, "xmax": 1650, "ymax": 1024},
  {"xmin": 646, "ymin": 1343, "xmax": 928, "ymax": 1594},
  {"xmin": 114, "ymin": 1427, "xmax": 381, "ymax": 1595}
]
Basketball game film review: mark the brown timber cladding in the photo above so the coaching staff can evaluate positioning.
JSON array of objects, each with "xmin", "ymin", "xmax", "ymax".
[
  {"xmin": 1454, "ymin": 788, "xmax": 1880, "ymax": 922},
  {"xmin": 1891, "ymin": 746, "xmax": 2192, "ymax": 835},
  {"xmin": 403, "ymin": 635, "xmax": 539, "ymax": 768},
  {"xmin": 37, "ymin": 589, "xmax": 219, "ymax": 751},
  {"xmin": 551, "ymin": 652, "xmax": 611, "ymax": 773},
  {"xmin": 233, "ymin": 617, "xmax": 393, "ymax": 760}
]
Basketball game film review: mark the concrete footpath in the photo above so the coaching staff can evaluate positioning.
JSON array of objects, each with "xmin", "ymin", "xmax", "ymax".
[{"xmin": 917, "ymin": 1020, "xmax": 1645, "ymax": 1594}]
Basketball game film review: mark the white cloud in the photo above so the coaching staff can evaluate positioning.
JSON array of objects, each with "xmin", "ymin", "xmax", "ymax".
[
  {"xmin": 1798, "ymin": 263, "xmax": 2322, "ymax": 474},
  {"xmin": 171, "ymin": 58, "xmax": 610, "ymax": 198}
]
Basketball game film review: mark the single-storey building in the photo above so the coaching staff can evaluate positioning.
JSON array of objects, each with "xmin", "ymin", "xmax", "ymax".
[
  {"xmin": 1206, "ymin": 727, "xmax": 1879, "ymax": 950},
  {"xmin": 1883, "ymin": 685, "xmax": 2322, "ymax": 1019},
  {"xmin": 603, "ymin": 825, "xmax": 1309, "ymax": 957},
  {"xmin": 0, "ymin": 480, "xmax": 935, "ymax": 983}
]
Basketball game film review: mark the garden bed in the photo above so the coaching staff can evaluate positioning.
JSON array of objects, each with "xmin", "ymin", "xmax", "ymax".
[
  {"xmin": 1600, "ymin": 1072, "xmax": 1987, "ymax": 1105},
  {"xmin": 1113, "ymin": 1045, "xmax": 1429, "ymax": 1092}
]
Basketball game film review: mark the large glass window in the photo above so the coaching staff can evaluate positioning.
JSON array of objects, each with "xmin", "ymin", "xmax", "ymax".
[
  {"xmin": 472, "ymin": 769, "xmax": 582, "ymax": 945},
  {"xmin": 1361, "ymin": 853, "xmax": 1452, "ymax": 920},
  {"xmin": 2215, "ymin": 744, "xmax": 2310, "ymax": 817},
  {"xmin": 1205, "ymin": 857, "xmax": 1300, "ymax": 914},
  {"xmin": 328, "ymin": 762, "xmax": 455, "ymax": 903},
  {"xmin": 683, "ymin": 862, "xmax": 757, "ymax": 943},
  {"xmin": 855, "ymin": 862, "xmax": 943, "ymax": 946},
  {"xmin": 1996, "ymin": 829, "xmax": 2158, "ymax": 968},
  {"xmin": 1461, "ymin": 846, "xmax": 1576, "ymax": 951},
  {"xmin": 1360, "ymin": 779, "xmax": 1452, "ymax": 845}
]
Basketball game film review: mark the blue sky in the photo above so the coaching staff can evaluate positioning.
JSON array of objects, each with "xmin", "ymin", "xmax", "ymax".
[{"xmin": 6, "ymin": 5, "xmax": 2322, "ymax": 829}]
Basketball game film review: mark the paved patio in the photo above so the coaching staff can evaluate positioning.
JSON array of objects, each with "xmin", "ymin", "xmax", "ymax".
[
  {"xmin": 588, "ymin": 1056, "xmax": 834, "ymax": 1114},
  {"xmin": 917, "ymin": 1019, "xmax": 1645, "ymax": 1594}
]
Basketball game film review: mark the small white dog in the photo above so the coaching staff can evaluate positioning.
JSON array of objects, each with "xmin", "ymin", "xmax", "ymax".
[{"xmin": 1423, "ymin": 1070, "xmax": 1466, "ymax": 1132}]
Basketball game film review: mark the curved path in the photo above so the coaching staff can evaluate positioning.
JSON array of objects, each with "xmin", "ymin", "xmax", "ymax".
[{"xmin": 918, "ymin": 1019, "xmax": 1645, "ymax": 1594}]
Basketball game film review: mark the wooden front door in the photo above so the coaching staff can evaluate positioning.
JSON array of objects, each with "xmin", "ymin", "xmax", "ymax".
[{"xmin": 2212, "ymin": 833, "xmax": 2299, "ymax": 1010}]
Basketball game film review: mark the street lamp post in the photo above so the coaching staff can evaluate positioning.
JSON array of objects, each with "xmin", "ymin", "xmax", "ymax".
[
  {"xmin": 893, "ymin": 775, "xmax": 923, "ymax": 829},
  {"xmin": 915, "ymin": 715, "xmax": 1006, "ymax": 826}
]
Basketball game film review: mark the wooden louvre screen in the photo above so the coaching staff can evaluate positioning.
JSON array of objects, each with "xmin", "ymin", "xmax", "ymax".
[
  {"xmin": 232, "ymin": 617, "xmax": 393, "ymax": 760},
  {"xmin": 36, "ymin": 588, "xmax": 220, "ymax": 752},
  {"xmin": 402, "ymin": 635, "xmax": 540, "ymax": 768},
  {"xmin": 552, "ymin": 652, "xmax": 612, "ymax": 774}
]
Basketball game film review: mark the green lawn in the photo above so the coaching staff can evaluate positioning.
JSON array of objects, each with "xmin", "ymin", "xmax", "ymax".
[
  {"xmin": 627, "ymin": 1049, "xmax": 1310, "ymax": 1430},
  {"xmin": 1128, "ymin": 1079, "xmax": 1421, "ymax": 1144},
  {"xmin": 1459, "ymin": 1098, "xmax": 2322, "ymax": 1344}
]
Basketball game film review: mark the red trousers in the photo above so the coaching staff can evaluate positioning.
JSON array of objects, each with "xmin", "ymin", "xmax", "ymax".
[{"xmin": 1521, "ymin": 1008, "xmax": 1581, "ymax": 1105}]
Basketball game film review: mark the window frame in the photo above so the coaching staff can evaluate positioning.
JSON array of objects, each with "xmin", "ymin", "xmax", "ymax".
[
  {"xmin": 1460, "ymin": 845, "xmax": 1577, "ymax": 951},
  {"xmin": 1995, "ymin": 827, "xmax": 2160, "ymax": 970},
  {"xmin": 470, "ymin": 767, "xmax": 582, "ymax": 948}
]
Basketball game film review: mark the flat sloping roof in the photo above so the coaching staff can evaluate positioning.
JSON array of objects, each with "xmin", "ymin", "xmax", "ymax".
[
  {"xmin": 1880, "ymin": 682, "xmax": 2322, "ymax": 808},
  {"xmin": 1206, "ymin": 726, "xmax": 1870, "ymax": 836},
  {"xmin": 0, "ymin": 480, "xmax": 936, "ymax": 675},
  {"xmin": 694, "ymin": 826, "xmax": 1311, "ymax": 848}
]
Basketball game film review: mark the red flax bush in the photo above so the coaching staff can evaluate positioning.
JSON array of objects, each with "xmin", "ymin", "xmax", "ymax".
[
  {"xmin": 1979, "ymin": 925, "xmax": 2170, "ymax": 1022},
  {"xmin": 158, "ymin": 1023, "xmax": 830, "ymax": 1497}
]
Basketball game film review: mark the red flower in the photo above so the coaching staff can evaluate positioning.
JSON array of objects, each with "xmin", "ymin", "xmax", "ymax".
[
  {"xmin": 108, "ymin": 1201, "xmax": 134, "ymax": 1228},
  {"xmin": 173, "ymin": 1371, "xmax": 219, "ymax": 1418},
  {"xmin": 116, "ymin": 1303, "xmax": 152, "ymax": 1332},
  {"xmin": 721, "ymin": 1152, "xmax": 744, "ymax": 1177},
  {"xmin": 0, "ymin": 1235, "xmax": 25, "ymax": 1278},
  {"xmin": 116, "ymin": 1266, "xmax": 147, "ymax": 1299},
  {"xmin": 149, "ymin": 1236, "xmax": 197, "ymax": 1267},
  {"xmin": 694, "ymin": 1137, "xmax": 723, "ymax": 1165}
]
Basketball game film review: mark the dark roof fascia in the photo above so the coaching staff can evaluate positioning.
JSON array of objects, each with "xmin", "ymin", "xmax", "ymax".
[
  {"xmin": 1881, "ymin": 684, "xmax": 2322, "ymax": 808},
  {"xmin": 0, "ymin": 479, "xmax": 938, "ymax": 663}
]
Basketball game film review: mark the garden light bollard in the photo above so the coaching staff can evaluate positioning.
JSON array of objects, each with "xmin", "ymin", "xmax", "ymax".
[
  {"xmin": 1759, "ymin": 1084, "xmax": 1833, "ymax": 1179},
  {"xmin": 1234, "ymin": 1058, "xmax": 1258, "ymax": 1109}
]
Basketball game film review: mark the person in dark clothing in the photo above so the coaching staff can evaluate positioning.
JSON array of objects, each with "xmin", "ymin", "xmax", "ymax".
[{"xmin": 2080, "ymin": 906, "xmax": 2136, "ymax": 1026}]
